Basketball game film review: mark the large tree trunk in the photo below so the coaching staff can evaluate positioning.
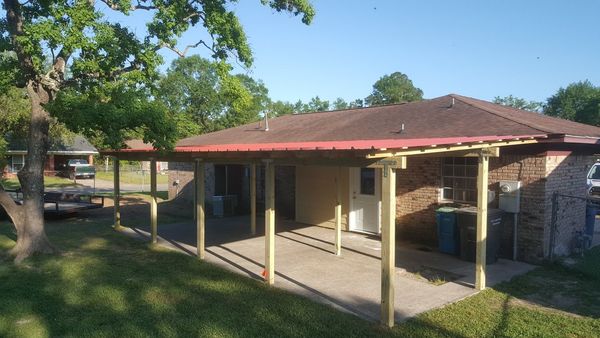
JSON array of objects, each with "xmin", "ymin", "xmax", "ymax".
[
  {"xmin": 2, "ymin": 0, "xmax": 58, "ymax": 263},
  {"xmin": 2, "ymin": 82, "xmax": 56, "ymax": 263}
]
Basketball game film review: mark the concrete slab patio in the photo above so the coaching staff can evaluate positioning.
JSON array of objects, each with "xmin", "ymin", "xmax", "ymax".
[{"xmin": 122, "ymin": 216, "xmax": 535, "ymax": 323}]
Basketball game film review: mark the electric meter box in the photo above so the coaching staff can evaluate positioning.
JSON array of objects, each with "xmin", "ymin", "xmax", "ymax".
[{"xmin": 498, "ymin": 180, "xmax": 521, "ymax": 213}]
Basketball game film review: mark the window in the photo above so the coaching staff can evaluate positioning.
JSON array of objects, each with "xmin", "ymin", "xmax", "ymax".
[
  {"xmin": 588, "ymin": 164, "xmax": 600, "ymax": 179},
  {"xmin": 441, "ymin": 157, "xmax": 477, "ymax": 203},
  {"xmin": 360, "ymin": 168, "xmax": 375, "ymax": 195},
  {"xmin": 9, "ymin": 155, "xmax": 24, "ymax": 173}
]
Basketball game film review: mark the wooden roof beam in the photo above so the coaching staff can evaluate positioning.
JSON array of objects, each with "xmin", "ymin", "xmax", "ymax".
[{"xmin": 366, "ymin": 139, "xmax": 538, "ymax": 159}]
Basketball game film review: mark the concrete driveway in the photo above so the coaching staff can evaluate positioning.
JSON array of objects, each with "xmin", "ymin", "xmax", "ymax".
[{"xmin": 123, "ymin": 216, "xmax": 535, "ymax": 323}]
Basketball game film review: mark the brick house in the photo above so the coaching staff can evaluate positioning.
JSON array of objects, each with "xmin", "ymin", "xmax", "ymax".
[
  {"xmin": 3, "ymin": 135, "xmax": 98, "ymax": 177},
  {"xmin": 161, "ymin": 95, "xmax": 599, "ymax": 263},
  {"xmin": 106, "ymin": 93, "xmax": 600, "ymax": 327}
]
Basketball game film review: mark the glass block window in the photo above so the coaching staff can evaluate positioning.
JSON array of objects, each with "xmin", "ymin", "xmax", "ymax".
[{"xmin": 441, "ymin": 157, "xmax": 478, "ymax": 203}]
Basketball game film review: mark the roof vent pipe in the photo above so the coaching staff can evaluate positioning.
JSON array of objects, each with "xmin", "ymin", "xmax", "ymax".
[
  {"xmin": 399, "ymin": 123, "xmax": 405, "ymax": 134},
  {"xmin": 264, "ymin": 111, "xmax": 269, "ymax": 131},
  {"xmin": 450, "ymin": 97, "xmax": 455, "ymax": 108}
]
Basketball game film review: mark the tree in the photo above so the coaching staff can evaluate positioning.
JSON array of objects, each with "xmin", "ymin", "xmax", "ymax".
[
  {"xmin": 0, "ymin": 86, "xmax": 29, "ymax": 177},
  {"xmin": 229, "ymin": 74, "xmax": 270, "ymax": 127},
  {"xmin": 269, "ymin": 100, "xmax": 295, "ymax": 116},
  {"xmin": 302, "ymin": 96, "xmax": 330, "ymax": 112},
  {"xmin": 364, "ymin": 72, "xmax": 423, "ymax": 106},
  {"xmin": 0, "ymin": 0, "xmax": 314, "ymax": 262},
  {"xmin": 157, "ymin": 56, "xmax": 256, "ymax": 135},
  {"xmin": 544, "ymin": 81, "xmax": 600, "ymax": 126},
  {"xmin": 332, "ymin": 97, "xmax": 348, "ymax": 110},
  {"xmin": 493, "ymin": 95, "xmax": 543, "ymax": 112}
]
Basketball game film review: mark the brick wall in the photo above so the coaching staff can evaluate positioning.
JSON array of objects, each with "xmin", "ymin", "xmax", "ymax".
[
  {"xmin": 168, "ymin": 162, "xmax": 215, "ymax": 214},
  {"xmin": 395, "ymin": 152, "xmax": 595, "ymax": 263},
  {"xmin": 395, "ymin": 157, "xmax": 441, "ymax": 244},
  {"xmin": 544, "ymin": 154, "xmax": 594, "ymax": 257},
  {"xmin": 394, "ymin": 154, "xmax": 549, "ymax": 259},
  {"xmin": 488, "ymin": 155, "xmax": 547, "ymax": 262}
]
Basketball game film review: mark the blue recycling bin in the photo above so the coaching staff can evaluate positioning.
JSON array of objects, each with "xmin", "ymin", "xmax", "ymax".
[
  {"xmin": 436, "ymin": 207, "xmax": 459, "ymax": 255},
  {"xmin": 585, "ymin": 205, "xmax": 597, "ymax": 238}
]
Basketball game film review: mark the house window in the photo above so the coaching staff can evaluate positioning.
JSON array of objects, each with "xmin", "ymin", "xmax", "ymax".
[
  {"xmin": 9, "ymin": 155, "xmax": 25, "ymax": 173},
  {"xmin": 441, "ymin": 157, "xmax": 478, "ymax": 203},
  {"xmin": 360, "ymin": 168, "xmax": 375, "ymax": 195}
]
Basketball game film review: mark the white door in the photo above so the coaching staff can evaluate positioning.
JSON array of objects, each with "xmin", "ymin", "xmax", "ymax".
[{"xmin": 349, "ymin": 167, "xmax": 381, "ymax": 234}]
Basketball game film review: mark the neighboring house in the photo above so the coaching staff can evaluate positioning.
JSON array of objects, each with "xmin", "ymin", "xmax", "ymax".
[
  {"xmin": 3, "ymin": 135, "xmax": 98, "ymax": 177},
  {"xmin": 111, "ymin": 94, "xmax": 600, "ymax": 263}
]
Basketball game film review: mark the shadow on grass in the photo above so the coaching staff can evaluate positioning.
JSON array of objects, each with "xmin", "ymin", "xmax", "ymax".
[
  {"xmin": 0, "ymin": 216, "xmax": 408, "ymax": 337},
  {"xmin": 493, "ymin": 258, "xmax": 600, "ymax": 319}
]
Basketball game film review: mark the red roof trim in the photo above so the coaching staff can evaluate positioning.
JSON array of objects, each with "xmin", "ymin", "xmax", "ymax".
[{"xmin": 117, "ymin": 134, "xmax": 547, "ymax": 153}]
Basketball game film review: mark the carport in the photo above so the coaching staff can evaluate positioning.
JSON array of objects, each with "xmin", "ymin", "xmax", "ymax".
[
  {"xmin": 101, "ymin": 94, "xmax": 600, "ymax": 326},
  {"xmin": 103, "ymin": 133, "xmax": 542, "ymax": 327}
]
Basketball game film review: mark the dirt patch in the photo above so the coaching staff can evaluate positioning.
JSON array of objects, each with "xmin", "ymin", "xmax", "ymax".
[
  {"xmin": 401, "ymin": 265, "xmax": 463, "ymax": 286},
  {"xmin": 509, "ymin": 297, "xmax": 584, "ymax": 319}
]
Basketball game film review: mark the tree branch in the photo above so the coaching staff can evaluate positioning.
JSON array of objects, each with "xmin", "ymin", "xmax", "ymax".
[
  {"xmin": 161, "ymin": 40, "xmax": 209, "ymax": 58},
  {"xmin": 4, "ymin": 0, "xmax": 37, "ymax": 80},
  {"xmin": 0, "ymin": 186, "xmax": 22, "ymax": 233},
  {"xmin": 98, "ymin": 0, "xmax": 156, "ymax": 11}
]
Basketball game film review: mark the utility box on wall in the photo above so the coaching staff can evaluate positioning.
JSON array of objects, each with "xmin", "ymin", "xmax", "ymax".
[{"xmin": 499, "ymin": 180, "xmax": 521, "ymax": 213}]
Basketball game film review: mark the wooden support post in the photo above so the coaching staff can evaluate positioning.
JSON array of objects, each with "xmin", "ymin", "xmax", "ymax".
[
  {"xmin": 381, "ymin": 165, "xmax": 396, "ymax": 328},
  {"xmin": 250, "ymin": 163, "xmax": 257, "ymax": 235},
  {"xmin": 264, "ymin": 160, "xmax": 275, "ymax": 285},
  {"xmin": 334, "ymin": 167, "xmax": 342, "ymax": 256},
  {"xmin": 113, "ymin": 158, "xmax": 121, "ymax": 228},
  {"xmin": 150, "ymin": 159, "xmax": 158, "ymax": 244},
  {"xmin": 475, "ymin": 154, "xmax": 489, "ymax": 291},
  {"xmin": 195, "ymin": 159, "xmax": 206, "ymax": 260}
]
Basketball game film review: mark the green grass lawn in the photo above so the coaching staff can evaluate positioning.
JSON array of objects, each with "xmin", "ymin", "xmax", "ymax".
[
  {"xmin": 1, "ymin": 176, "xmax": 80, "ymax": 190},
  {"xmin": 95, "ymin": 171, "xmax": 169, "ymax": 185},
  {"xmin": 0, "ymin": 215, "xmax": 598, "ymax": 337}
]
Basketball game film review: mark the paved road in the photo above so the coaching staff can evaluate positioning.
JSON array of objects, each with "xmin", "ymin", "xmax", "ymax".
[{"xmin": 47, "ymin": 178, "xmax": 168, "ymax": 195}]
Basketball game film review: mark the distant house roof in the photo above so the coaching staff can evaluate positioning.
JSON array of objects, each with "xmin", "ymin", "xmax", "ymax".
[
  {"xmin": 124, "ymin": 139, "xmax": 153, "ymax": 150},
  {"xmin": 7, "ymin": 135, "xmax": 98, "ymax": 155},
  {"xmin": 114, "ymin": 94, "xmax": 600, "ymax": 155}
]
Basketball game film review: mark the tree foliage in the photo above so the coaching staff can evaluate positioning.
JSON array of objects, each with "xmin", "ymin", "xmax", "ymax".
[
  {"xmin": 156, "ymin": 56, "xmax": 263, "ymax": 137},
  {"xmin": 493, "ymin": 95, "xmax": 543, "ymax": 112},
  {"xmin": 0, "ymin": 0, "xmax": 315, "ymax": 262},
  {"xmin": 544, "ymin": 80, "xmax": 600, "ymax": 126},
  {"xmin": 365, "ymin": 72, "xmax": 423, "ymax": 106}
]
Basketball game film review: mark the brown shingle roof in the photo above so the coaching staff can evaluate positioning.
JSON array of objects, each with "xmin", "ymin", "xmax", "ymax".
[{"xmin": 177, "ymin": 94, "xmax": 600, "ymax": 148}]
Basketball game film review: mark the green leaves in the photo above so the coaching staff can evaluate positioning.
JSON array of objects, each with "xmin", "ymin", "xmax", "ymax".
[
  {"xmin": 493, "ymin": 95, "xmax": 543, "ymax": 112},
  {"xmin": 1, "ymin": 0, "xmax": 315, "ymax": 151},
  {"xmin": 262, "ymin": 0, "xmax": 315, "ymax": 25},
  {"xmin": 156, "ymin": 55, "xmax": 260, "ymax": 136},
  {"xmin": 48, "ymin": 82, "xmax": 177, "ymax": 150},
  {"xmin": 544, "ymin": 80, "xmax": 600, "ymax": 126},
  {"xmin": 0, "ymin": 86, "xmax": 30, "ymax": 139},
  {"xmin": 365, "ymin": 72, "xmax": 423, "ymax": 106}
]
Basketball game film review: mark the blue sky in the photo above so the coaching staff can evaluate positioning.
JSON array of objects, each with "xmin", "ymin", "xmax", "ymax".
[
  {"xmin": 220, "ymin": 0, "xmax": 600, "ymax": 104},
  {"xmin": 97, "ymin": 0, "xmax": 600, "ymax": 104}
]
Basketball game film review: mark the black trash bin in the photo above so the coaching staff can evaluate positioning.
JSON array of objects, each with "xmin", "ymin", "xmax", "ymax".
[
  {"xmin": 455, "ymin": 207, "xmax": 504, "ymax": 264},
  {"xmin": 585, "ymin": 204, "xmax": 597, "ymax": 238}
]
